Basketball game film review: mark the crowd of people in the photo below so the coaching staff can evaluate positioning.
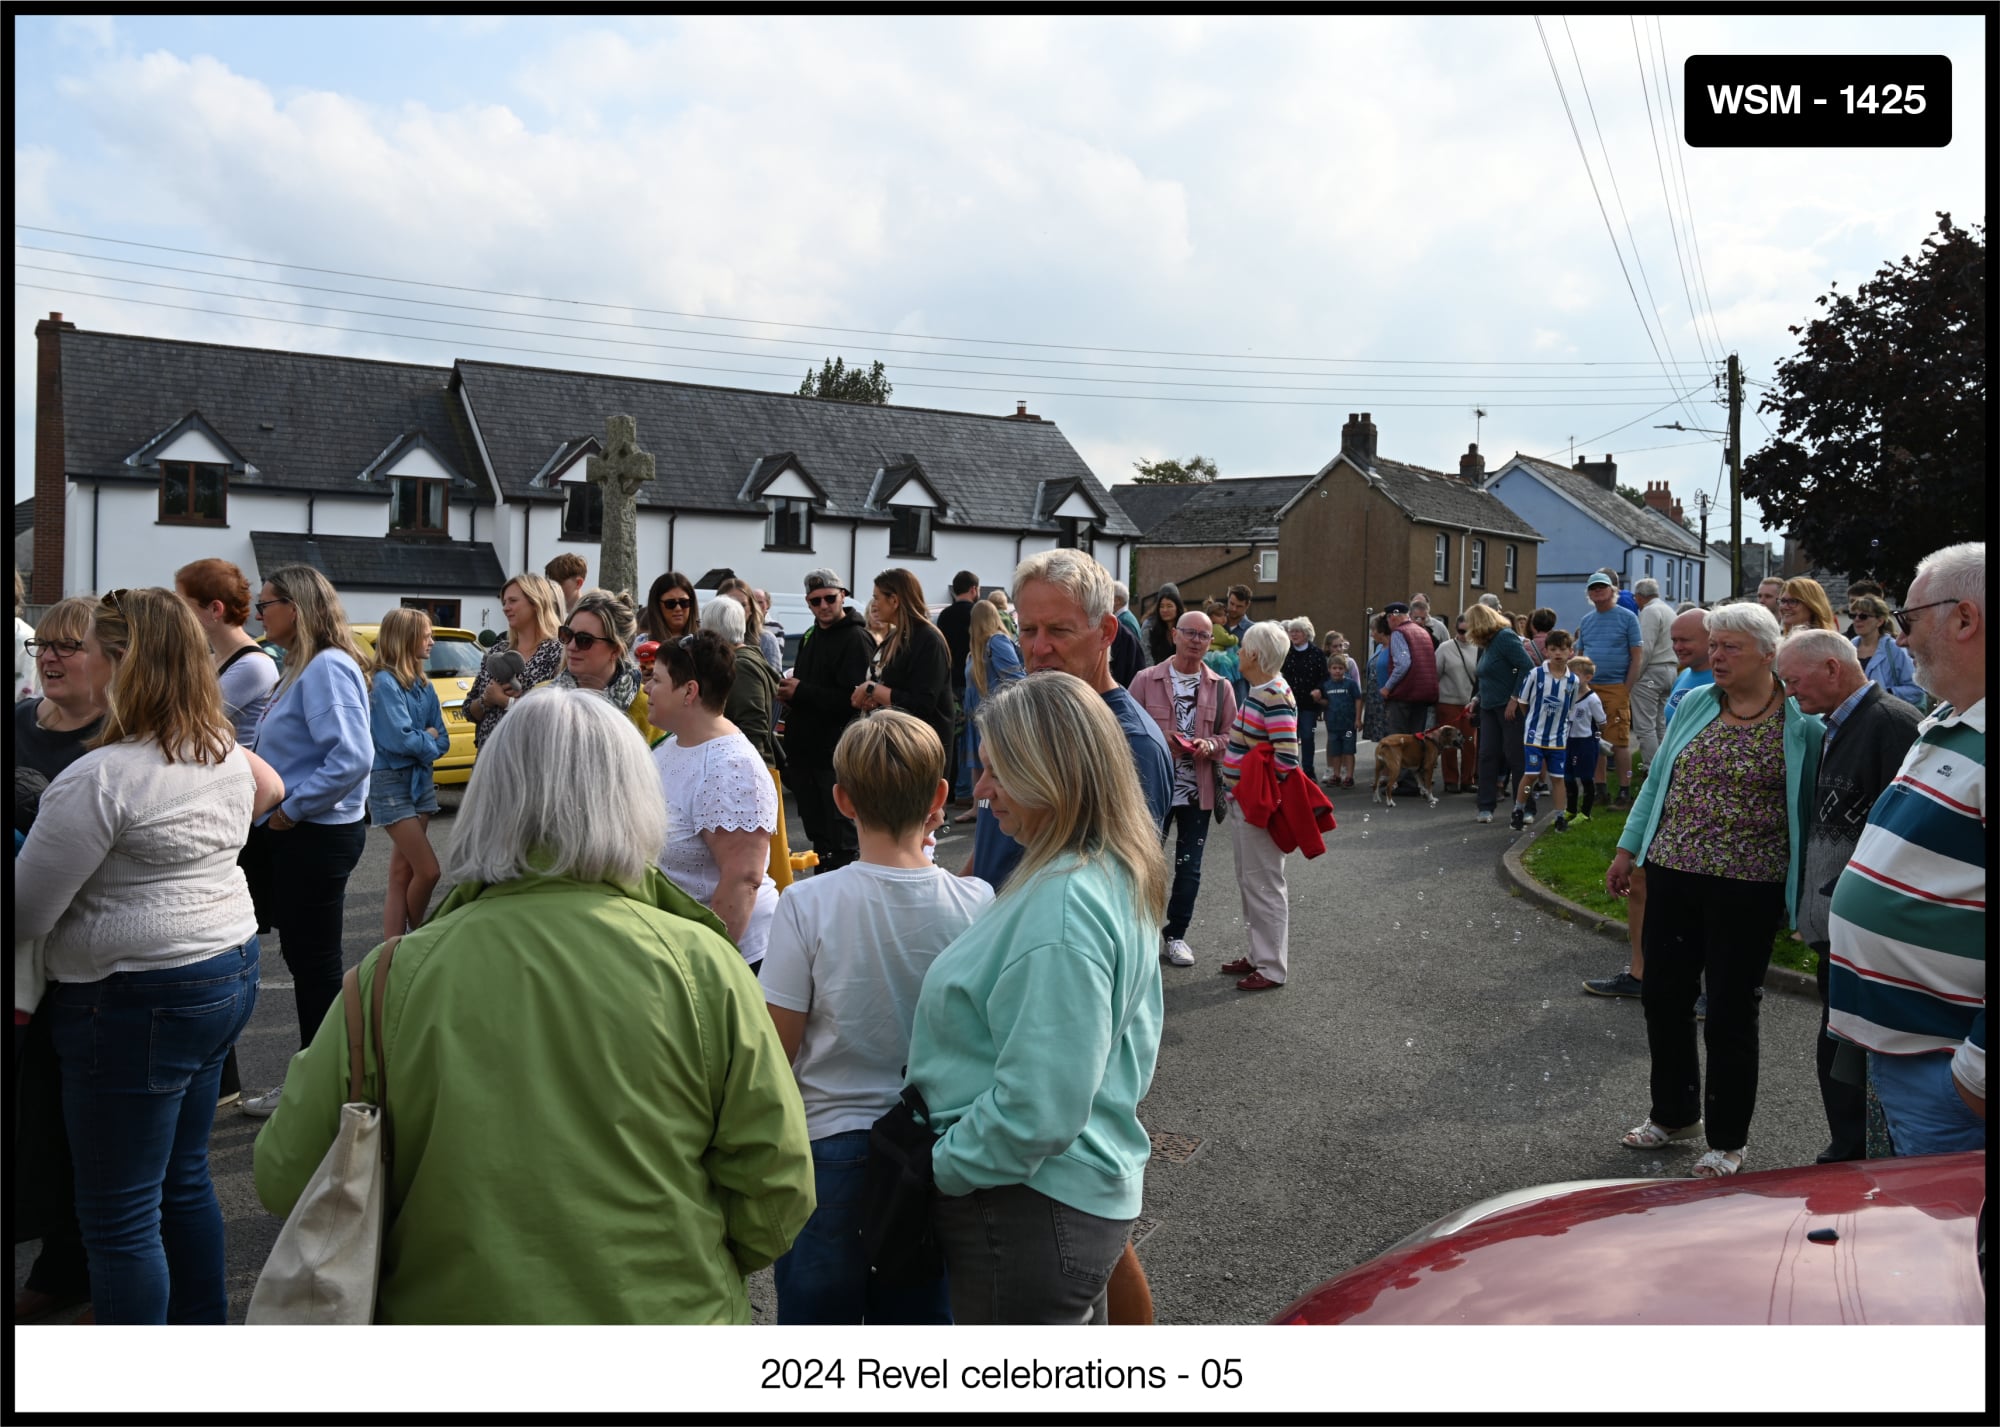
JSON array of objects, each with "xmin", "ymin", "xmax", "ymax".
[{"xmin": 9, "ymin": 532, "xmax": 1984, "ymax": 1324}]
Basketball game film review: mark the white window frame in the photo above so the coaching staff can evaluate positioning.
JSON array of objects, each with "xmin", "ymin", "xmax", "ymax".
[
  {"xmin": 1469, "ymin": 539, "xmax": 1486, "ymax": 587},
  {"xmin": 1433, "ymin": 534, "xmax": 1448, "ymax": 584},
  {"xmin": 1257, "ymin": 549, "xmax": 1279, "ymax": 583},
  {"xmin": 1503, "ymin": 544, "xmax": 1518, "ymax": 591}
]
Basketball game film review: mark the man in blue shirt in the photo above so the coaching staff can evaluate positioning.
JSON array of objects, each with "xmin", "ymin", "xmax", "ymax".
[{"xmin": 1574, "ymin": 572, "xmax": 1644, "ymax": 807}]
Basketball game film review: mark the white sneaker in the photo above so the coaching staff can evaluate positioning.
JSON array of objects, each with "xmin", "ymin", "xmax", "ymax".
[
  {"xmin": 1161, "ymin": 937, "xmax": 1196, "ymax": 967},
  {"xmin": 241, "ymin": 1086, "xmax": 285, "ymax": 1120},
  {"xmin": 1475, "ymin": 810, "xmax": 1494, "ymax": 824}
]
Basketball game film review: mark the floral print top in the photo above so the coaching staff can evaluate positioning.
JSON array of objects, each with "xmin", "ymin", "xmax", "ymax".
[
  {"xmin": 466, "ymin": 637, "xmax": 563, "ymax": 748},
  {"xmin": 1645, "ymin": 713, "xmax": 1788, "ymax": 882}
]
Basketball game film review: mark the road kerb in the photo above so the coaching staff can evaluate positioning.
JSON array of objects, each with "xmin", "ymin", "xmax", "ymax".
[{"xmin": 1498, "ymin": 817, "xmax": 1816, "ymax": 1001}]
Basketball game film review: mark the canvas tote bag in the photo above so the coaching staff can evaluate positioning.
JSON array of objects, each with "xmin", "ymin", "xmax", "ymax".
[{"xmin": 246, "ymin": 939, "xmax": 399, "ymax": 1324}]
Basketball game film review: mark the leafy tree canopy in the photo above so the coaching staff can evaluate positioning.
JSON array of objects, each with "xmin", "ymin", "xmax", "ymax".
[
  {"xmin": 798, "ymin": 357, "xmax": 892, "ymax": 404},
  {"xmin": 1130, "ymin": 453, "xmax": 1219, "ymax": 485},
  {"xmin": 1742, "ymin": 213, "xmax": 1985, "ymax": 590}
]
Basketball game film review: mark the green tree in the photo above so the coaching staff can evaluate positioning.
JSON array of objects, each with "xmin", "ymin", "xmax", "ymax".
[
  {"xmin": 1130, "ymin": 453, "xmax": 1219, "ymax": 484},
  {"xmin": 797, "ymin": 357, "xmax": 892, "ymax": 404},
  {"xmin": 1743, "ymin": 213, "xmax": 1985, "ymax": 589}
]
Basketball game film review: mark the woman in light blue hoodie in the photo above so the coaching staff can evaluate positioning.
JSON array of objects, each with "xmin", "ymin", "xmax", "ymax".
[
  {"xmin": 906, "ymin": 672, "xmax": 1168, "ymax": 1325},
  {"xmin": 367, "ymin": 608, "xmax": 453, "ymax": 943}
]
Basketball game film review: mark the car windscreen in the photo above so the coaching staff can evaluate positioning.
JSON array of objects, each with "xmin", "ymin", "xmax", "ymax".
[{"xmin": 426, "ymin": 639, "xmax": 486, "ymax": 677}]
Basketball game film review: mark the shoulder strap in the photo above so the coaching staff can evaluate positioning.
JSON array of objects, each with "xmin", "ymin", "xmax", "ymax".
[
  {"xmin": 370, "ymin": 937, "xmax": 400, "ymax": 1113},
  {"xmin": 216, "ymin": 644, "xmax": 264, "ymax": 678},
  {"xmin": 344, "ymin": 937, "xmax": 402, "ymax": 1107}
]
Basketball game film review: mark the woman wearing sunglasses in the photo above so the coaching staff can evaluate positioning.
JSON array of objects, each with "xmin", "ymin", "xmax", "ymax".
[
  {"xmin": 1845, "ymin": 594, "xmax": 1922, "ymax": 706},
  {"xmin": 536, "ymin": 587, "xmax": 663, "ymax": 747},
  {"xmin": 641, "ymin": 571, "xmax": 701, "ymax": 645},
  {"xmin": 464, "ymin": 573, "xmax": 564, "ymax": 750}
]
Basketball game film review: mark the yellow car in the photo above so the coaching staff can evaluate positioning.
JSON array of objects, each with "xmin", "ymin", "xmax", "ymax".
[{"xmin": 349, "ymin": 623, "xmax": 485, "ymax": 786}]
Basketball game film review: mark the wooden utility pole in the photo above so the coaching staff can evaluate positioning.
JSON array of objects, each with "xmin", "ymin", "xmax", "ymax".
[{"xmin": 1727, "ymin": 353, "xmax": 1743, "ymax": 597}]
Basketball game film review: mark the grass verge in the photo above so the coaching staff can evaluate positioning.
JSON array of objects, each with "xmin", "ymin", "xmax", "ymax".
[{"xmin": 1519, "ymin": 806, "xmax": 1817, "ymax": 977}]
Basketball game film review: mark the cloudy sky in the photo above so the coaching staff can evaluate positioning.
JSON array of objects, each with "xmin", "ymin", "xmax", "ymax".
[{"xmin": 12, "ymin": 13, "xmax": 1988, "ymax": 548}]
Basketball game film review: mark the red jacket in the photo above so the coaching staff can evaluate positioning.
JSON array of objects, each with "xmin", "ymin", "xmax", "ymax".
[{"xmin": 1232, "ymin": 742, "xmax": 1337, "ymax": 858}]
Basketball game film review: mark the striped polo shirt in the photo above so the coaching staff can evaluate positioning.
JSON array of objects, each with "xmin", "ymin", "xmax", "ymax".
[{"xmin": 1826, "ymin": 698, "xmax": 1986, "ymax": 1058}]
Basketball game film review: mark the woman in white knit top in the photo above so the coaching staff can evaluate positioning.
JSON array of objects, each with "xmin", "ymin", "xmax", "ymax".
[{"xmin": 16, "ymin": 589, "xmax": 283, "ymax": 1324}]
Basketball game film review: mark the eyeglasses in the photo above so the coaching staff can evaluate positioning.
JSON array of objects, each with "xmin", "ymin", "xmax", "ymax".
[
  {"xmin": 1776, "ymin": 596, "xmax": 1802, "ymax": 607},
  {"xmin": 25, "ymin": 638, "xmax": 86, "ymax": 659},
  {"xmin": 807, "ymin": 593, "xmax": 843, "ymax": 607},
  {"xmin": 1891, "ymin": 599, "xmax": 1956, "ymax": 628},
  {"xmin": 557, "ymin": 625, "xmax": 614, "ymax": 652},
  {"xmin": 1175, "ymin": 627, "xmax": 1212, "ymax": 642},
  {"xmin": 658, "ymin": 596, "xmax": 693, "ymax": 610},
  {"xmin": 253, "ymin": 596, "xmax": 291, "ymax": 617}
]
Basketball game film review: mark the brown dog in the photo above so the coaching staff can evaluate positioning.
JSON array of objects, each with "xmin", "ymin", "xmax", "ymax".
[{"xmin": 1372, "ymin": 726, "xmax": 1464, "ymax": 808}]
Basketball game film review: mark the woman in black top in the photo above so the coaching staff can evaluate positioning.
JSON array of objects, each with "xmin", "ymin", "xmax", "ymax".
[{"xmin": 851, "ymin": 568, "xmax": 954, "ymax": 752}]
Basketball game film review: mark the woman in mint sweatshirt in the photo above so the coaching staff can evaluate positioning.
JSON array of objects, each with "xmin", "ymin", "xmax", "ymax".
[{"xmin": 906, "ymin": 672, "xmax": 1168, "ymax": 1325}]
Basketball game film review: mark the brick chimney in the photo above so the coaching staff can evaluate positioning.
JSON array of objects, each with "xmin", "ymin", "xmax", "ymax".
[
  {"xmin": 33, "ymin": 312, "xmax": 76, "ymax": 604},
  {"xmin": 1459, "ymin": 442, "xmax": 1485, "ymax": 483},
  {"xmin": 1340, "ymin": 412, "xmax": 1378, "ymax": 463},
  {"xmin": 1004, "ymin": 400, "xmax": 1042, "ymax": 422},
  {"xmin": 1642, "ymin": 479, "xmax": 1684, "ymax": 524},
  {"xmin": 1573, "ymin": 452, "xmax": 1618, "ymax": 491}
]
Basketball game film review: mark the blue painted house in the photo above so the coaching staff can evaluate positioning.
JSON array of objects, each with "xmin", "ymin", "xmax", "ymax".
[{"xmin": 1480, "ymin": 453, "xmax": 1708, "ymax": 628}]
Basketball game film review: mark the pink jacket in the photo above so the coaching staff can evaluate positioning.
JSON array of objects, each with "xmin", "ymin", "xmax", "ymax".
[{"xmin": 1130, "ymin": 659, "xmax": 1239, "ymax": 811}]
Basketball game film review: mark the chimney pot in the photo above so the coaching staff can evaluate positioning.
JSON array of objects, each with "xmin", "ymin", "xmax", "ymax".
[{"xmin": 50, "ymin": 312, "xmax": 62, "ymax": 322}]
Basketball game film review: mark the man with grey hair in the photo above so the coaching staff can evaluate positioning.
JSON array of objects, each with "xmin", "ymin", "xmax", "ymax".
[
  {"xmin": 1775, "ymin": 626, "xmax": 1921, "ymax": 1162},
  {"xmin": 776, "ymin": 569, "xmax": 873, "ymax": 873},
  {"xmin": 1828, "ymin": 541, "xmax": 1986, "ymax": 1154},
  {"xmin": 1630, "ymin": 577, "xmax": 1676, "ymax": 780},
  {"xmin": 1478, "ymin": 592, "xmax": 1503, "ymax": 610}
]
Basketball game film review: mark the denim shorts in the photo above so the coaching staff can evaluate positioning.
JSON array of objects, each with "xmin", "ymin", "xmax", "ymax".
[
  {"xmin": 1325, "ymin": 727, "xmax": 1357, "ymax": 756},
  {"xmin": 368, "ymin": 765, "xmax": 439, "ymax": 827}
]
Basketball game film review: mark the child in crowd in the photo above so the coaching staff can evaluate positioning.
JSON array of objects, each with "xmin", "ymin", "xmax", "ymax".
[
  {"xmin": 1317, "ymin": 634, "xmax": 1362, "ymax": 788},
  {"xmin": 760, "ymin": 710, "xmax": 992, "ymax": 1325},
  {"xmin": 1508, "ymin": 628, "xmax": 1580, "ymax": 832},
  {"xmin": 1563, "ymin": 656, "xmax": 1606, "ymax": 824},
  {"xmin": 366, "ymin": 609, "xmax": 452, "ymax": 939}
]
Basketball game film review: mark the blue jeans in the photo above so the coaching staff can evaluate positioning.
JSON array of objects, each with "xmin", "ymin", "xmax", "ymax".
[
  {"xmin": 772, "ymin": 1129, "xmax": 952, "ymax": 1324},
  {"xmin": 46, "ymin": 939, "xmax": 260, "ymax": 1324},
  {"xmin": 1867, "ymin": 1051, "xmax": 1986, "ymax": 1155},
  {"xmin": 1163, "ymin": 803, "xmax": 1212, "ymax": 940},
  {"xmin": 1296, "ymin": 705, "xmax": 1320, "ymax": 781}
]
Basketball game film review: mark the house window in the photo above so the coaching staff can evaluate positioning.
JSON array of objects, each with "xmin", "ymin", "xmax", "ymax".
[
  {"xmin": 402, "ymin": 597, "xmax": 461, "ymax": 629},
  {"xmin": 1058, "ymin": 517, "xmax": 1093, "ymax": 553},
  {"xmin": 1469, "ymin": 539, "xmax": 1486, "ymax": 587},
  {"xmin": 765, "ymin": 497, "xmax": 813, "ymax": 551},
  {"xmin": 1504, "ymin": 544, "xmax": 1518, "ymax": 591},
  {"xmin": 562, "ymin": 481, "xmax": 603, "ymax": 540},
  {"xmin": 1257, "ymin": 550, "xmax": 1279, "ymax": 583},
  {"xmin": 889, "ymin": 506, "xmax": 933, "ymax": 558},
  {"xmin": 159, "ymin": 461, "xmax": 227, "ymax": 525},
  {"xmin": 391, "ymin": 477, "xmax": 448, "ymax": 536},
  {"xmin": 1433, "ymin": 534, "xmax": 1449, "ymax": 584},
  {"xmin": 1644, "ymin": 554, "xmax": 1654, "ymax": 577},
  {"xmin": 1665, "ymin": 562, "xmax": 1676, "ymax": 599},
  {"xmin": 1685, "ymin": 560, "xmax": 1696, "ymax": 597}
]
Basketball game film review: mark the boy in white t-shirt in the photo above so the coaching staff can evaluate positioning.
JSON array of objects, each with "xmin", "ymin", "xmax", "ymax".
[
  {"xmin": 762, "ymin": 709, "xmax": 993, "ymax": 1325},
  {"xmin": 1507, "ymin": 628, "xmax": 1580, "ymax": 833},
  {"xmin": 1564, "ymin": 656, "xmax": 1607, "ymax": 823}
]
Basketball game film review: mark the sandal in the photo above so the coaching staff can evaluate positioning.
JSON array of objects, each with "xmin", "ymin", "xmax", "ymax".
[
  {"xmin": 1692, "ymin": 1148, "xmax": 1745, "ymax": 1178},
  {"xmin": 1621, "ymin": 1118, "xmax": 1703, "ymax": 1150}
]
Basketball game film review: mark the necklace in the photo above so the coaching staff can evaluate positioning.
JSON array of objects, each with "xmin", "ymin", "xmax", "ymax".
[{"xmin": 1717, "ymin": 680, "xmax": 1780, "ymax": 722}]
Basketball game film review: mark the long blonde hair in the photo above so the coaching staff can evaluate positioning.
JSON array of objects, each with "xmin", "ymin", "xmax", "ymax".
[
  {"xmin": 968, "ymin": 597, "xmax": 1006, "ymax": 698},
  {"xmin": 91, "ymin": 588, "xmax": 233, "ymax": 765},
  {"xmin": 973, "ymin": 672, "xmax": 1168, "ymax": 923},
  {"xmin": 264, "ymin": 565, "xmax": 365, "ymax": 695},
  {"xmin": 715, "ymin": 576, "xmax": 764, "ymax": 643},
  {"xmin": 503, "ymin": 572, "xmax": 562, "ymax": 652},
  {"xmin": 369, "ymin": 607, "xmax": 431, "ymax": 690}
]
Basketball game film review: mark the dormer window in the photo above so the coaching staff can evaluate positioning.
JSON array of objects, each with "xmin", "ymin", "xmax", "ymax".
[
  {"xmin": 889, "ymin": 506, "xmax": 933, "ymax": 558},
  {"xmin": 160, "ymin": 461, "xmax": 227, "ymax": 525},
  {"xmin": 391, "ymin": 477, "xmax": 448, "ymax": 537},
  {"xmin": 766, "ymin": 497, "xmax": 813, "ymax": 552},
  {"xmin": 1058, "ymin": 517, "xmax": 1094, "ymax": 553}
]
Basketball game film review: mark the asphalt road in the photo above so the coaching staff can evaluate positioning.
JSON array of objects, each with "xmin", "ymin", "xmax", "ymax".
[{"xmin": 15, "ymin": 753, "xmax": 1836, "ymax": 1325}]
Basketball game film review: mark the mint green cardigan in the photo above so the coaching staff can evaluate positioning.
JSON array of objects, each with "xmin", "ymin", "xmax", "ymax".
[{"xmin": 1616, "ymin": 683, "xmax": 1824, "ymax": 927}]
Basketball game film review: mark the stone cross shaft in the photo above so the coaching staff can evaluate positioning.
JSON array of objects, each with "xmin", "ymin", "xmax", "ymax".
[{"xmin": 586, "ymin": 414, "xmax": 654, "ymax": 601}]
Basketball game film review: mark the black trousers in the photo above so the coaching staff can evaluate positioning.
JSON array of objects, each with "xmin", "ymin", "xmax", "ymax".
[
  {"xmin": 248, "ymin": 818, "xmax": 367, "ymax": 1047},
  {"xmin": 790, "ymin": 761, "xmax": 857, "ymax": 873},
  {"xmin": 1812, "ymin": 945, "xmax": 1869, "ymax": 1161},
  {"xmin": 13, "ymin": 1010, "xmax": 89, "ymax": 1300},
  {"xmin": 1475, "ymin": 703, "xmax": 1526, "ymax": 813},
  {"xmin": 1640, "ymin": 863, "xmax": 1785, "ymax": 1152}
]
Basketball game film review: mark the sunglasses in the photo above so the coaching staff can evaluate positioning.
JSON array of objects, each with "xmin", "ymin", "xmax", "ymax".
[
  {"xmin": 1891, "ymin": 599, "xmax": 1955, "ymax": 628},
  {"xmin": 100, "ymin": 588, "xmax": 130, "ymax": 611},
  {"xmin": 25, "ymin": 638, "xmax": 86, "ymax": 659},
  {"xmin": 807, "ymin": 593, "xmax": 843, "ymax": 607},
  {"xmin": 557, "ymin": 625, "xmax": 614, "ymax": 652},
  {"xmin": 1846, "ymin": 610, "xmax": 1873, "ymax": 620},
  {"xmin": 253, "ymin": 596, "xmax": 291, "ymax": 617},
  {"xmin": 658, "ymin": 596, "xmax": 693, "ymax": 610}
]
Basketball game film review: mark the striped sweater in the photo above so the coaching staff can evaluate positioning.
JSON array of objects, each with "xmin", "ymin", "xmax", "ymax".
[
  {"xmin": 1827, "ymin": 698, "xmax": 1985, "ymax": 1081},
  {"xmin": 1222, "ymin": 675, "xmax": 1299, "ymax": 792}
]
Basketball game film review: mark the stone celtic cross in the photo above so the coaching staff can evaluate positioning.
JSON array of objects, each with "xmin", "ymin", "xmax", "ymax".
[{"xmin": 585, "ymin": 413, "xmax": 653, "ymax": 602}]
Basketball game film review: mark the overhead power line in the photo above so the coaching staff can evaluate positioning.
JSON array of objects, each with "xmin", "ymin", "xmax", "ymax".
[
  {"xmin": 1652, "ymin": 17, "xmax": 1728, "ymax": 355},
  {"xmin": 1535, "ymin": 382, "xmax": 1716, "ymax": 460},
  {"xmin": 17, "ymin": 221, "xmax": 1721, "ymax": 370}
]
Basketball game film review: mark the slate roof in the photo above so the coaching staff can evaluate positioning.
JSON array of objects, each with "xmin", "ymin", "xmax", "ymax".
[
  {"xmin": 13, "ymin": 497, "xmax": 33, "ymax": 535},
  {"xmin": 1108, "ymin": 482, "xmax": 1207, "ymax": 537},
  {"xmin": 248, "ymin": 532, "xmax": 506, "ymax": 591},
  {"xmin": 454, "ymin": 361, "xmax": 1140, "ymax": 537},
  {"xmin": 1499, "ymin": 455, "xmax": 1700, "ymax": 553},
  {"xmin": 1134, "ymin": 475, "xmax": 1316, "ymax": 544},
  {"xmin": 57, "ymin": 329, "xmax": 491, "ymax": 502}
]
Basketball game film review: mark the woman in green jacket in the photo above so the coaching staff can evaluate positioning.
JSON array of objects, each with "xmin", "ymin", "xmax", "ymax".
[
  {"xmin": 253, "ymin": 688, "xmax": 814, "ymax": 1323},
  {"xmin": 907, "ymin": 672, "xmax": 1169, "ymax": 1325}
]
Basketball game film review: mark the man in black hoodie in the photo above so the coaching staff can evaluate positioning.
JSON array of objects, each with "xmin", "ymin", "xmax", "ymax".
[{"xmin": 777, "ymin": 568, "xmax": 875, "ymax": 872}]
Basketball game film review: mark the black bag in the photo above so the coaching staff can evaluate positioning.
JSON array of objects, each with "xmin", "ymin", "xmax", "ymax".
[{"xmin": 861, "ymin": 1084, "xmax": 944, "ymax": 1288}]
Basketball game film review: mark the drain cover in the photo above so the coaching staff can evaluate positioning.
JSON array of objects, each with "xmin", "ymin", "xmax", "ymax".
[
  {"xmin": 1130, "ymin": 1215, "xmax": 1162, "ymax": 1245},
  {"xmin": 1149, "ymin": 1131, "xmax": 1203, "ymax": 1164}
]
